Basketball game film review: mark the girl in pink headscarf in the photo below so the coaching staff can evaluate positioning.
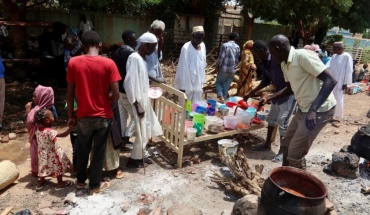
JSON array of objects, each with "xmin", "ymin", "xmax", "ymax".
[{"xmin": 25, "ymin": 85, "xmax": 55, "ymax": 176}]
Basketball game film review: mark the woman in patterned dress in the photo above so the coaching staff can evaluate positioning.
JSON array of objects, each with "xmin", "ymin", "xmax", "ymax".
[{"xmin": 34, "ymin": 108, "xmax": 73, "ymax": 190}]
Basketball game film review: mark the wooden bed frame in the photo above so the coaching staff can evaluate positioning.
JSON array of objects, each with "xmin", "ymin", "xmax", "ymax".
[{"xmin": 151, "ymin": 82, "xmax": 265, "ymax": 168}]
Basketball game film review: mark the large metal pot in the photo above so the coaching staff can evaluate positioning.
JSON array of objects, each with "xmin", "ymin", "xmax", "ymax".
[
  {"xmin": 261, "ymin": 167, "xmax": 327, "ymax": 215},
  {"xmin": 350, "ymin": 126, "xmax": 370, "ymax": 160}
]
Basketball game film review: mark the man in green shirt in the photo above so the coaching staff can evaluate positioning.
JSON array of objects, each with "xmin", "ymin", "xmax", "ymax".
[{"xmin": 261, "ymin": 34, "xmax": 337, "ymax": 169}]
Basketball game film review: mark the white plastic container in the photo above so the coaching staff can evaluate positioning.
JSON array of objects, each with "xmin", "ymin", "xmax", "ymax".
[
  {"xmin": 224, "ymin": 116, "xmax": 238, "ymax": 129},
  {"xmin": 236, "ymin": 111, "xmax": 252, "ymax": 126},
  {"xmin": 187, "ymin": 128, "xmax": 196, "ymax": 140},
  {"xmin": 204, "ymin": 116, "xmax": 218, "ymax": 129},
  {"xmin": 218, "ymin": 139, "xmax": 239, "ymax": 162}
]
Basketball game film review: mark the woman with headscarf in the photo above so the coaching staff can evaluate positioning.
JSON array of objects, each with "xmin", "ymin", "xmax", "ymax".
[
  {"xmin": 237, "ymin": 40, "xmax": 257, "ymax": 97},
  {"xmin": 25, "ymin": 85, "xmax": 55, "ymax": 176}
]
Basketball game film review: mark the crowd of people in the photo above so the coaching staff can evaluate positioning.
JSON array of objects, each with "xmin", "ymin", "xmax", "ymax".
[{"xmin": 20, "ymin": 17, "xmax": 367, "ymax": 195}]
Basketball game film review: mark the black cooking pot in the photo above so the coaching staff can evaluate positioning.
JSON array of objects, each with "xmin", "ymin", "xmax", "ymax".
[
  {"xmin": 350, "ymin": 126, "xmax": 370, "ymax": 160},
  {"xmin": 261, "ymin": 167, "xmax": 327, "ymax": 215}
]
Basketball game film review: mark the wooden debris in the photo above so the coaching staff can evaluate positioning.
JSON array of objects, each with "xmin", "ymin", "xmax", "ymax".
[
  {"xmin": 210, "ymin": 148, "xmax": 265, "ymax": 196},
  {"xmin": 1, "ymin": 207, "xmax": 13, "ymax": 215}
]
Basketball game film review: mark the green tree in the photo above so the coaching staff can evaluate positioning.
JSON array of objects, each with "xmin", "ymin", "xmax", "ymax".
[
  {"xmin": 234, "ymin": 0, "xmax": 278, "ymax": 40},
  {"xmin": 262, "ymin": 0, "xmax": 353, "ymax": 44},
  {"xmin": 332, "ymin": 0, "xmax": 370, "ymax": 34}
]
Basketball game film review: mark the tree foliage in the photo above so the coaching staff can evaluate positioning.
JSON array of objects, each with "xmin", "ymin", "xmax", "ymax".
[
  {"xmin": 261, "ymin": 0, "xmax": 352, "ymax": 42},
  {"xmin": 332, "ymin": 0, "xmax": 370, "ymax": 34}
]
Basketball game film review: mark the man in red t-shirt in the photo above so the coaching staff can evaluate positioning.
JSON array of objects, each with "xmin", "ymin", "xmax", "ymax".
[{"xmin": 66, "ymin": 30, "xmax": 121, "ymax": 194}]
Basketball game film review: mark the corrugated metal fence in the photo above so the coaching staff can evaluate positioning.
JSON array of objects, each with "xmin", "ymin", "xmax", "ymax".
[
  {"xmin": 27, "ymin": 9, "xmax": 152, "ymax": 49},
  {"xmin": 26, "ymin": 9, "xmax": 291, "ymax": 59}
]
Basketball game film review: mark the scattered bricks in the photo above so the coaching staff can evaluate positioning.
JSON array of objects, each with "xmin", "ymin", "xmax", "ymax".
[
  {"xmin": 8, "ymin": 133, "xmax": 16, "ymax": 140},
  {"xmin": 2, "ymin": 135, "xmax": 9, "ymax": 143}
]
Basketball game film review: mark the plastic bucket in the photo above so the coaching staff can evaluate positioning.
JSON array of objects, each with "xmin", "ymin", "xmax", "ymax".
[
  {"xmin": 246, "ymin": 107, "xmax": 257, "ymax": 117},
  {"xmin": 236, "ymin": 111, "xmax": 252, "ymax": 126},
  {"xmin": 227, "ymin": 96, "xmax": 243, "ymax": 103},
  {"xmin": 207, "ymin": 99, "xmax": 217, "ymax": 108},
  {"xmin": 257, "ymin": 111, "xmax": 268, "ymax": 121},
  {"xmin": 207, "ymin": 107, "xmax": 216, "ymax": 116},
  {"xmin": 193, "ymin": 122, "xmax": 203, "ymax": 136},
  {"xmin": 185, "ymin": 121, "xmax": 194, "ymax": 135},
  {"xmin": 218, "ymin": 139, "xmax": 239, "ymax": 162},
  {"xmin": 193, "ymin": 114, "xmax": 206, "ymax": 125},
  {"xmin": 226, "ymin": 102, "xmax": 237, "ymax": 108},
  {"xmin": 195, "ymin": 106, "xmax": 207, "ymax": 114},
  {"xmin": 195, "ymin": 101, "xmax": 208, "ymax": 108},
  {"xmin": 205, "ymin": 116, "xmax": 218, "ymax": 129},
  {"xmin": 224, "ymin": 116, "xmax": 238, "ymax": 129},
  {"xmin": 192, "ymin": 104, "xmax": 198, "ymax": 112},
  {"xmin": 187, "ymin": 128, "xmax": 196, "ymax": 140}
]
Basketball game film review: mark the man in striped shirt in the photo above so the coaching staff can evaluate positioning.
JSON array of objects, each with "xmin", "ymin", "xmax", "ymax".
[
  {"xmin": 244, "ymin": 40, "xmax": 296, "ymax": 162},
  {"xmin": 215, "ymin": 32, "xmax": 240, "ymax": 101}
]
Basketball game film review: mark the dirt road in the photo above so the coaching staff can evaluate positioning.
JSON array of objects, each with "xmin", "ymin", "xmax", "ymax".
[{"xmin": 0, "ymin": 82, "xmax": 369, "ymax": 214}]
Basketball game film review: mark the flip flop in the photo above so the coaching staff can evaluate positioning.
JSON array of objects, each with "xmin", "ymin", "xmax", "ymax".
[
  {"xmin": 90, "ymin": 181, "xmax": 110, "ymax": 195},
  {"xmin": 55, "ymin": 181, "xmax": 73, "ymax": 191},
  {"xmin": 76, "ymin": 182, "xmax": 87, "ymax": 189},
  {"xmin": 115, "ymin": 170, "xmax": 124, "ymax": 179},
  {"xmin": 36, "ymin": 181, "xmax": 47, "ymax": 191}
]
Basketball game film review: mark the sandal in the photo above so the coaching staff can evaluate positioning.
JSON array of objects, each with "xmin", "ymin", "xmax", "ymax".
[
  {"xmin": 36, "ymin": 181, "xmax": 47, "ymax": 191},
  {"xmin": 89, "ymin": 181, "xmax": 110, "ymax": 195},
  {"xmin": 76, "ymin": 182, "xmax": 87, "ymax": 189},
  {"xmin": 252, "ymin": 144, "xmax": 271, "ymax": 151},
  {"xmin": 55, "ymin": 181, "xmax": 74, "ymax": 191},
  {"xmin": 115, "ymin": 170, "xmax": 124, "ymax": 179}
]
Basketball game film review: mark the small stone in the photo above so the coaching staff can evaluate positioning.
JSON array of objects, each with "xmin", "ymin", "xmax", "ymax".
[
  {"xmin": 121, "ymin": 201, "xmax": 130, "ymax": 212},
  {"xmin": 232, "ymin": 194, "xmax": 263, "ymax": 215},
  {"xmin": 2, "ymin": 136, "xmax": 9, "ymax": 143},
  {"xmin": 334, "ymin": 131, "xmax": 340, "ymax": 134},
  {"xmin": 323, "ymin": 164, "xmax": 334, "ymax": 174},
  {"xmin": 167, "ymin": 205, "xmax": 203, "ymax": 215},
  {"xmin": 137, "ymin": 208, "xmax": 146, "ymax": 215},
  {"xmin": 186, "ymin": 167, "xmax": 197, "ymax": 174},
  {"xmin": 354, "ymin": 120, "xmax": 359, "ymax": 123},
  {"xmin": 8, "ymin": 133, "xmax": 16, "ymax": 140}
]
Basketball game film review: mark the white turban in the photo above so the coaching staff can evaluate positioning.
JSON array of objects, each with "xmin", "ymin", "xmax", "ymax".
[
  {"xmin": 193, "ymin": 26, "xmax": 204, "ymax": 33},
  {"xmin": 137, "ymin": 32, "xmax": 157, "ymax": 43}
]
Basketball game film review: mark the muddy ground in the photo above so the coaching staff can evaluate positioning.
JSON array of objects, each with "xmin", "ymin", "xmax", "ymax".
[{"xmin": 0, "ymin": 78, "xmax": 369, "ymax": 215}]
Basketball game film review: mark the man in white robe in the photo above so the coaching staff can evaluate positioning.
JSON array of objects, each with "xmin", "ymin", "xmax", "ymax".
[
  {"xmin": 174, "ymin": 26, "xmax": 206, "ymax": 104},
  {"xmin": 124, "ymin": 32, "xmax": 163, "ymax": 168},
  {"xmin": 326, "ymin": 41, "xmax": 353, "ymax": 123}
]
